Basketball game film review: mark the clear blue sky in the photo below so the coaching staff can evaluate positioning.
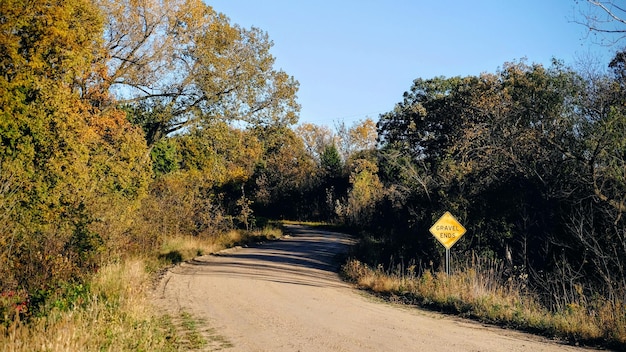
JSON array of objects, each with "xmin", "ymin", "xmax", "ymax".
[{"xmin": 209, "ymin": 1, "xmax": 618, "ymax": 127}]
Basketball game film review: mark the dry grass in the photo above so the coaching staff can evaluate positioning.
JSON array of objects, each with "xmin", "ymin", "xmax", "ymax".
[
  {"xmin": 157, "ymin": 225, "xmax": 284, "ymax": 264},
  {"xmin": 0, "ymin": 258, "xmax": 177, "ymax": 352},
  {"xmin": 342, "ymin": 258, "xmax": 626, "ymax": 350},
  {"xmin": 0, "ymin": 224, "xmax": 284, "ymax": 352}
]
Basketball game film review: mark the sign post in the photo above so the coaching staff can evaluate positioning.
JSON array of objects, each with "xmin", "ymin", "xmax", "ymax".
[{"xmin": 429, "ymin": 211, "xmax": 466, "ymax": 275}]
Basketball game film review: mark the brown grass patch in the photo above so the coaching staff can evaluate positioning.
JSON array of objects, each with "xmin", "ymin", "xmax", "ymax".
[
  {"xmin": 0, "ymin": 258, "xmax": 177, "ymax": 352},
  {"xmin": 0, "ymin": 225, "xmax": 284, "ymax": 351},
  {"xmin": 342, "ymin": 258, "xmax": 626, "ymax": 349}
]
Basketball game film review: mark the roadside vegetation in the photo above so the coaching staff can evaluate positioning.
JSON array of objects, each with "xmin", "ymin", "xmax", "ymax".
[
  {"xmin": 336, "ymin": 56, "xmax": 626, "ymax": 350},
  {"xmin": 342, "ymin": 257, "xmax": 625, "ymax": 350},
  {"xmin": 1, "ymin": 0, "xmax": 626, "ymax": 351},
  {"xmin": 0, "ymin": 226, "xmax": 281, "ymax": 352}
]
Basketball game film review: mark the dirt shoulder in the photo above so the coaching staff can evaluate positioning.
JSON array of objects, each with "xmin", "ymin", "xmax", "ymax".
[{"xmin": 153, "ymin": 224, "xmax": 597, "ymax": 351}]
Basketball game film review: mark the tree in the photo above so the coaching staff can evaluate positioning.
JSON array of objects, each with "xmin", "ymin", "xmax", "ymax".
[
  {"xmin": 320, "ymin": 144, "xmax": 343, "ymax": 177},
  {"xmin": 575, "ymin": 0, "xmax": 626, "ymax": 44},
  {"xmin": 340, "ymin": 158, "xmax": 383, "ymax": 227},
  {"xmin": 252, "ymin": 125, "xmax": 316, "ymax": 219},
  {"xmin": 563, "ymin": 51, "xmax": 626, "ymax": 295},
  {"xmin": 373, "ymin": 55, "xmax": 626, "ymax": 312},
  {"xmin": 377, "ymin": 60, "xmax": 592, "ymax": 271},
  {"xmin": 95, "ymin": 0, "xmax": 300, "ymax": 144},
  {"xmin": 295, "ymin": 122, "xmax": 335, "ymax": 162},
  {"xmin": 0, "ymin": 0, "xmax": 151, "ymax": 294},
  {"xmin": 175, "ymin": 122, "xmax": 263, "ymax": 186},
  {"xmin": 348, "ymin": 118, "xmax": 378, "ymax": 153},
  {"xmin": 0, "ymin": 0, "xmax": 103, "ymax": 291}
]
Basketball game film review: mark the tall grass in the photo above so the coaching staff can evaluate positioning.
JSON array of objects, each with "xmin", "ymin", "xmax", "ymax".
[
  {"xmin": 0, "ymin": 259, "xmax": 177, "ymax": 352},
  {"xmin": 0, "ymin": 225, "xmax": 284, "ymax": 352},
  {"xmin": 342, "ymin": 258, "xmax": 626, "ymax": 350}
]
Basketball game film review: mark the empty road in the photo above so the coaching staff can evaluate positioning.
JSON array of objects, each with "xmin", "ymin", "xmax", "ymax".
[{"xmin": 155, "ymin": 224, "xmax": 594, "ymax": 351}]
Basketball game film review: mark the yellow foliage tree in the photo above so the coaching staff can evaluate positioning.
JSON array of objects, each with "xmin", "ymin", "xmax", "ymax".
[
  {"xmin": 0, "ymin": 0, "xmax": 151, "ymax": 295},
  {"xmin": 96, "ymin": 0, "xmax": 300, "ymax": 145},
  {"xmin": 341, "ymin": 158, "xmax": 383, "ymax": 226}
]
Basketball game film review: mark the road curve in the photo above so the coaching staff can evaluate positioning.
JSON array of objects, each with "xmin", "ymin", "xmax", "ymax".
[{"xmin": 155, "ymin": 224, "xmax": 593, "ymax": 352}]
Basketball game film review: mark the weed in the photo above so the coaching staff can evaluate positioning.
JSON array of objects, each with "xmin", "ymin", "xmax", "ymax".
[
  {"xmin": 0, "ymin": 224, "xmax": 278, "ymax": 351},
  {"xmin": 180, "ymin": 311, "xmax": 207, "ymax": 349},
  {"xmin": 0, "ymin": 258, "xmax": 180, "ymax": 352},
  {"xmin": 342, "ymin": 258, "xmax": 626, "ymax": 350}
]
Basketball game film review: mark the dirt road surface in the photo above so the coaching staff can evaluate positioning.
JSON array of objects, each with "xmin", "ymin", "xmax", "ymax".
[{"xmin": 155, "ymin": 224, "xmax": 596, "ymax": 351}]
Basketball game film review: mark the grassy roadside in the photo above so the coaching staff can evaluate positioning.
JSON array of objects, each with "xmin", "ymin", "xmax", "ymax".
[
  {"xmin": 341, "ymin": 258, "xmax": 626, "ymax": 351},
  {"xmin": 0, "ymin": 225, "xmax": 283, "ymax": 352},
  {"xmin": 306, "ymin": 221, "xmax": 626, "ymax": 350}
]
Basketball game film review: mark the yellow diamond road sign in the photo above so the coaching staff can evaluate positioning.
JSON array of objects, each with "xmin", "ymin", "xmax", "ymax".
[{"xmin": 429, "ymin": 211, "xmax": 466, "ymax": 249}]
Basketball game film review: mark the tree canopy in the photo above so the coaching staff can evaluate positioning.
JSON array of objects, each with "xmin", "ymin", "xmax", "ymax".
[
  {"xmin": 96, "ymin": 0, "xmax": 300, "ymax": 145},
  {"xmin": 0, "ymin": 0, "xmax": 300, "ymax": 300},
  {"xmin": 576, "ymin": 1, "xmax": 626, "ymax": 39},
  {"xmin": 1, "ymin": 1, "xmax": 625, "ymax": 341},
  {"xmin": 0, "ymin": 0, "xmax": 151, "ymax": 292},
  {"xmin": 374, "ymin": 57, "xmax": 626, "ymax": 309}
]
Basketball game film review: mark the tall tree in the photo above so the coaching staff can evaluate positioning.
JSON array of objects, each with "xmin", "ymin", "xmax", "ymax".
[
  {"xmin": 320, "ymin": 144, "xmax": 343, "ymax": 177},
  {"xmin": 348, "ymin": 118, "xmax": 378, "ymax": 153},
  {"xmin": 377, "ymin": 60, "xmax": 592, "ymax": 273},
  {"xmin": 295, "ymin": 122, "xmax": 335, "ymax": 162},
  {"xmin": 252, "ymin": 125, "xmax": 316, "ymax": 219},
  {"xmin": 334, "ymin": 118, "xmax": 378, "ymax": 162},
  {"xmin": 0, "ymin": 0, "xmax": 151, "ymax": 293},
  {"xmin": 176, "ymin": 122, "xmax": 263, "ymax": 186},
  {"xmin": 575, "ymin": 0, "xmax": 626, "ymax": 44},
  {"xmin": 95, "ymin": 0, "xmax": 300, "ymax": 144}
]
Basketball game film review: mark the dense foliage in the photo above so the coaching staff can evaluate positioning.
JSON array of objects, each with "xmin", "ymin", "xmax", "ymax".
[
  {"xmin": 0, "ymin": 0, "xmax": 300, "ymax": 322},
  {"xmin": 372, "ymin": 59, "xmax": 626, "ymax": 310},
  {"xmin": 0, "ymin": 0, "xmax": 152, "ymax": 301}
]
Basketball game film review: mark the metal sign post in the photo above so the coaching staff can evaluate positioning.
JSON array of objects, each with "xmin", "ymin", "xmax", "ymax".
[
  {"xmin": 429, "ymin": 211, "xmax": 466, "ymax": 275},
  {"xmin": 446, "ymin": 248, "xmax": 450, "ymax": 275}
]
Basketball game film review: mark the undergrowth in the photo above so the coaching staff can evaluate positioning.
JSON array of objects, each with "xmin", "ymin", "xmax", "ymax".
[
  {"xmin": 342, "ymin": 258, "xmax": 626, "ymax": 351},
  {"xmin": 0, "ymin": 225, "xmax": 283, "ymax": 352}
]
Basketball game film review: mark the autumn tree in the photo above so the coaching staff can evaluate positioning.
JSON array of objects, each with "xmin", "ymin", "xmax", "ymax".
[
  {"xmin": 0, "ymin": 0, "xmax": 151, "ymax": 297},
  {"xmin": 251, "ymin": 125, "xmax": 317, "ymax": 219},
  {"xmin": 337, "ymin": 158, "xmax": 383, "ymax": 227},
  {"xmin": 331, "ymin": 118, "xmax": 377, "ymax": 162},
  {"xmin": 95, "ymin": 0, "xmax": 300, "ymax": 145},
  {"xmin": 176, "ymin": 122, "xmax": 263, "ymax": 185},
  {"xmin": 290, "ymin": 119, "xmax": 380, "ymax": 222},
  {"xmin": 0, "ymin": 0, "xmax": 102, "ymax": 292},
  {"xmin": 295, "ymin": 122, "xmax": 335, "ymax": 162}
]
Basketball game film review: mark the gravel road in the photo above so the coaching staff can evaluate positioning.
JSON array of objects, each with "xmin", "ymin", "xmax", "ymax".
[{"xmin": 155, "ymin": 224, "xmax": 596, "ymax": 351}]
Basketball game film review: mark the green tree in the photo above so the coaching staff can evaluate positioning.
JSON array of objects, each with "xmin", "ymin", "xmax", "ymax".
[
  {"xmin": 150, "ymin": 139, "xmax": 180, "ymax": 177},
  {"xmin": 372, "ymin": 55, "xmax": 626, "ymax": 312},
  {"xmin": 376, "ymin": 60, "xmax": 591, "ymax": 278},
  {"xmin": 320, "ymin": 144, "xmax": 343, "ymax": 177}
]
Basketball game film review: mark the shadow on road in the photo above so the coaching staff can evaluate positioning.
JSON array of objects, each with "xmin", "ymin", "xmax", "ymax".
[{"xmin": 176, "ymin": 224, "xmax": 355, "ymax": 288}]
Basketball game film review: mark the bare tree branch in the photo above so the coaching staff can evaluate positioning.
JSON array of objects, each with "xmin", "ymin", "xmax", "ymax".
[{"xmin": 575, "ymin": 0, "xmax": 626, "ymax": 45}]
